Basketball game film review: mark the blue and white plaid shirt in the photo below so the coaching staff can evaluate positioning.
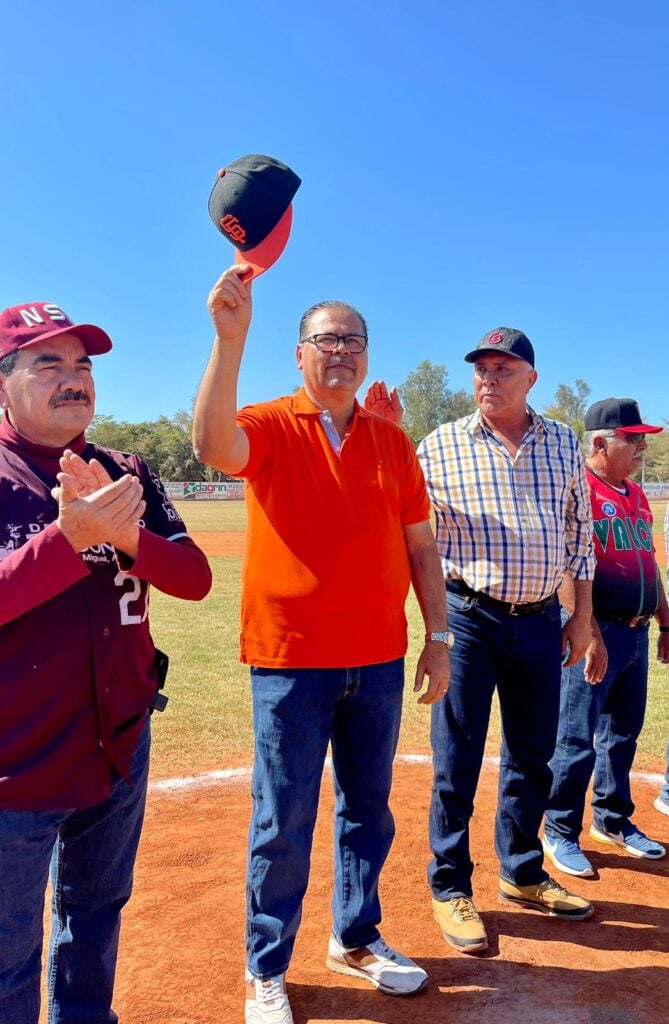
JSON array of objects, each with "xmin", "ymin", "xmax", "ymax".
[{"xmin": 417, "ymin": 407, "xmax": 595, "ymax": 604}]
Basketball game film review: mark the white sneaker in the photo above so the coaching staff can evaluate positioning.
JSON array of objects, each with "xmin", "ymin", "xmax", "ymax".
[
  {"xmin": 245, "ymin": 969, "xmax": 294, "ymax": 1024},
  {"xmin": 654, "ymin": 794, "xmax": 669, "ymax": 817},
  {"xmin": 325, "ymin": 934, "xmax": 428, "ymax": 995}
]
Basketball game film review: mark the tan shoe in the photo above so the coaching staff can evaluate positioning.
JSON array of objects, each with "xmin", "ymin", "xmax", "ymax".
[
  {"xmin": 499, "ymin": 876, "xmax": 593, "ymax": 920},
  {"xmin": 432, "ymin": 896, "xmax": 488, "ymax": 952}
]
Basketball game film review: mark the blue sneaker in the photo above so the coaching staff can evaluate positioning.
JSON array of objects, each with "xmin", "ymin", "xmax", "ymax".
[
  {"xmin": 542, "ymin": 834, "xmax": 594, "ymax": 877},
  {"xmin": 590, "ymin": 824, "xmax": 666, "ymax": 860},
  {"xmin": 654, "ymin": 794, "xmax": 669, "ymax": 817}
]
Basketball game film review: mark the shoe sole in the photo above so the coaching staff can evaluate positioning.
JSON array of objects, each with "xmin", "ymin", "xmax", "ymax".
[
  {"xmin": 499, "ymin": 891, "xmax": 594, "ymax": 920},
  {"xmin": 589, "ymin": 826, "xmax": 666, "ymax": 860},
  {"xmin": 245, "ymin": 1004, "xmax": 294, "ymax": 1024},
  {"xmin": 653, "ymin": 797, "xmax": 669, "ymax": 818},
  {"xmin": 325, "ymin": 955, "xmax": 428, "ymax": 996},
  {"xmin": 439, "ymin": 930, "xmax": 488, "ymax": 953},
  {"xmin": 542, "ymin": 839, "xmax": 594, "ymax": 878}
]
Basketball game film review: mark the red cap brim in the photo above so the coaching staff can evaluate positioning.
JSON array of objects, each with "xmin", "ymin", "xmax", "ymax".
[
  {"xmin": 234, "ymin": 205, "xmax": 293, "ymax": 281},
  {"xmin": 18, "ymin": 323, "xmax": 113, "ymax": 356},
  {"xmin": 617, "ymin": 424, "xmax": 663, "ymax": 434}
]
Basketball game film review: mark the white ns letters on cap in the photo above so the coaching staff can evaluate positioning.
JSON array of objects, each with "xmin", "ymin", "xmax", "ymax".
[
  {"xmin": 18, "ymin": 304, "xmax": 67, "ymax": 328},
  {"xmin": 19, "ymin": 307, "xmax": 45, "ymax": 327},
  {"xmin": 42, "ymin": 304, "xmax": 67, "ymax": 322}
]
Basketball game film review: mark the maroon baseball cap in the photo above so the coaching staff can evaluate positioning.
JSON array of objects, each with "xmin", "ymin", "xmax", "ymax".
[
  {"xmin": 0, "ymin": 303, "xmax": 113, "ymax": 360},
  {"xmin": 584, "ymin": 398, "xmax": 662, "ymax": 434}
]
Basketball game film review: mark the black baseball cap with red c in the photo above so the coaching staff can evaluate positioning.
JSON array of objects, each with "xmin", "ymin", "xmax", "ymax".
[
  {"xmin": 464, "ymin": 327, "xmax": 535, "ymax": 368},
  {"xmin": 0, "ymin": 303, "xmax": 112, "ymax": 360},
  {"xmin": 584, "ymin": 398, "xmax": 662, "ymax": 434},
  {"xmin": 208, "ymin": 154, "xmax": 301, "ymax": 280}
]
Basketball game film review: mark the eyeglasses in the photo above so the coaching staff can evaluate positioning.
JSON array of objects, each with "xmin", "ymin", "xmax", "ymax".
[
  {"xmin": 301, "ymin": 333, "xmax": 368, "ymax": 354},
  {"xmin": 606, "ymin": 432, "xmax": 647, "ymax": 445}
]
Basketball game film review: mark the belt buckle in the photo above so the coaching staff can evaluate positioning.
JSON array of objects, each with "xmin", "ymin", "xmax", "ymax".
[
  {"xmin": 628, "ymin": 614, "xmax": 649, "ymax": 628},
  {"xmin": 508, "ymin": 603, "xmax": 519, "ymax": 616}
]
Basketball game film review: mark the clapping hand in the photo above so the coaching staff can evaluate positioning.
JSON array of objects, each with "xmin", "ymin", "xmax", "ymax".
[{"xmin": 363, "ymin": 380, "xmax": 404, "ymax": 426}]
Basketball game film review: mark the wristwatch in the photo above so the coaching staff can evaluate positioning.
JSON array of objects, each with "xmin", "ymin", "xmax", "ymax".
[{"xmin": 425, "ymin": 631, "xmax": 455, "ymax": 649}]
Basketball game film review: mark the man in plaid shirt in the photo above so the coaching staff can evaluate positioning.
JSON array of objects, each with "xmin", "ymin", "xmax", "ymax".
[{"xmin": 417, "ymin": 328, "xmax": 596, "ymax": 952}]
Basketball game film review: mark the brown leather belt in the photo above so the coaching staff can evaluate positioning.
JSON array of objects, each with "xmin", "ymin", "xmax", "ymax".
[{"xmin": 447, "ymin": 578, "xmax": 557, "ymax": 617}]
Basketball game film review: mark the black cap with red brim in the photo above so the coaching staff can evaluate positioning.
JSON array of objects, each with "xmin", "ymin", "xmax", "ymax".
[
  {"xmin": 584, "ymin": 398, "xmax": 663, "ymax": 434},
  {"xmin": 208, "ymin": 154, "xmax": 301, "ymax": 280}
]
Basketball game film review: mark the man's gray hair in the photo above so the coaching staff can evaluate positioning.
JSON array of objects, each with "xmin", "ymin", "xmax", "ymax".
[
  {"xmin": 583, "ymin": 428, "xmax": 611, "ymax": 456},
  {"xmin": 299, "ymin": 300, "xmax": 368, "ymax": 341},
  {"xmin": 0, "ymin": 350, "xmax": 19, "ymax": 376}
]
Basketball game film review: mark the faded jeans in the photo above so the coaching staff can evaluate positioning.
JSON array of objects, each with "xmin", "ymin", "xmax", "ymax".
[{"xmin": 246, "ymin": 659, "xmax": 404, "ymax": 979}]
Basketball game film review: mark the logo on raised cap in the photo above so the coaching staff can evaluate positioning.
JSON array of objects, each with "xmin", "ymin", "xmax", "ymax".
[
  {"xmin": 219, "ymin": 215, "xmax": 247, "ymax": 244},
  {"xmin": 488, "ymin": 332, "xmax": 504, "ymax": 345},
  {"xmin": 19, "ymin": 304, "xmax": 68, "ymax": 328}
]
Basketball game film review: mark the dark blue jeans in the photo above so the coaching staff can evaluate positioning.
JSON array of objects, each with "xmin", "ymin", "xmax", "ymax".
[
  {"xmin": 0, "ymin": 717, "xmax": 150, "ymax": 1024},
  {"xmin": 246, "ymin": 659, "xmax": 404, "ymax": 980},
  {"xmin": 429, "ymin": 590, "xmax": 562, "ymax": 898},
  {"xmin": 545, "ymin": 618, "xmax": 649, "ymax": 839}
]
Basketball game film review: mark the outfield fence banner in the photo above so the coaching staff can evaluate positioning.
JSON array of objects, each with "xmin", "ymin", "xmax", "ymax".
[
  {"xmin": 166, "ymin": 481, "xmax": 245, "ymax": 501},
  {"xmin": 642, "ymin": 482, "xmax": 669, "ymax": 499}
]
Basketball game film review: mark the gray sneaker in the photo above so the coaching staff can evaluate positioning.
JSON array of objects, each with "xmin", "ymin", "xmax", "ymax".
[
  {"xmin": 654, "ymin": 794, "xmax": 669, "ymax": 817},
  {"xmin": 542, "ymin": 835, "xmax": 594, "ymax": 877},
  {"xmin": 590, "ymin": 824, "xmax": 666, "ymax": 860}
]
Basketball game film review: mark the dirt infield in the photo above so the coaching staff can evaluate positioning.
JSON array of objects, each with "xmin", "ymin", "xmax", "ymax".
[{"xmin": 109, "ymin": 758, "xmax": 669, "ymax": 1024}]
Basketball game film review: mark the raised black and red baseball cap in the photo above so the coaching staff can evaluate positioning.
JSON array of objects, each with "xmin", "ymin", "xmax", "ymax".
[
  {"xmin": 0, "ymin": 303, "xmax": 113, "ymax": 360},
  {"xmin": 208, "ymin": 154, "xmax": 301, "ymax": 279},
  {"xmin": 584, "ymin": 398, "xmax": 662, "ymax": 434},
  {"xmin": 464, "ymin": 327, "xmax": 535, "ymax": 368}
]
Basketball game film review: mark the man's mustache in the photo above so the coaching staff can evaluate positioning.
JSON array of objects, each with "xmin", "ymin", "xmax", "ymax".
[{"xmin": 51, "ymin": 390, "xmax": 91, "ymax": 407}]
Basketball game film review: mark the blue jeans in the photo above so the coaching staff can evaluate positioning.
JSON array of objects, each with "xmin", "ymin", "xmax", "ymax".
[
  {"xmin": 0, "ymin": 717, "xmax": 150, "ymax": 1024},
  {"xmin": 429, "ymin": 590, "xmax": 562, "ymax": 897},
  {"xmin": 545, "ymin": 618, "xmax": 649, "ymax": 839},
  {"xmin": 246, "ymin": 659, "xmax": 404, "ymax": 980}
]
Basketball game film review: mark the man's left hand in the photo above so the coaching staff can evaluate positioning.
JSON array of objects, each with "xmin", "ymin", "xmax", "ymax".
[
  {"xmin": 561, "ymin": 612, "xmax": 592, "ymax": 667},
  {"xmin": 657, "ymin": 630, "xmax": 669, "ymax": 665},
  {"xmin": 55, "ymin": 450, "xmax": 144, "ymax": 561},
  {"xmin": 414, "ymin": 643, "xmax": 451, "ymax": 704},
  {"xmin": 59, "ymin": 450, "xmax": 113, "ymax": 496},
  {"xmin": 363, "ymin": 380, "xmax": 404, "ymax": 426}
]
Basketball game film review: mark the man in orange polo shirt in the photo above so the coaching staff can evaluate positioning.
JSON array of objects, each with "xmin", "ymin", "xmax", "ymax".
[{"xmin": 193, "ymin": 265, "xmax": 450, "ymax": 1024}]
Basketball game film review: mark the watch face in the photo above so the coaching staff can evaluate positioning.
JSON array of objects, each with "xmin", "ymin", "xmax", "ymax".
[{"xmin": 429, "ymin": 631, "xmax": 455, "ymax": 648}]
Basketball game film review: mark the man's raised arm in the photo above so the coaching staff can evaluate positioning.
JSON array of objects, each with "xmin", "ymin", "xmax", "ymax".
[{"xmin": 192, "ymin": 265, "xmax": 253, "ymax": 475}]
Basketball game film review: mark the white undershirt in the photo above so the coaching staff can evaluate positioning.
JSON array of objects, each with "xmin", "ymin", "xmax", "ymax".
[{"xmin": 319, "ymin": 410, "xmax": 342, "ymax": 456}]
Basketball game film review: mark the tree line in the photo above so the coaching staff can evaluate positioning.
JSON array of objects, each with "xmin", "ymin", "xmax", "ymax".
[{"xmin": 85, "ymin": 365, "xmax": 669, "ymax": 483}]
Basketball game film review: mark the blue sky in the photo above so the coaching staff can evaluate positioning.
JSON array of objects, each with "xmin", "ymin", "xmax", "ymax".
[{"xmin": 2, "ymin": 1, "xmax": 667, "ymax": 425}]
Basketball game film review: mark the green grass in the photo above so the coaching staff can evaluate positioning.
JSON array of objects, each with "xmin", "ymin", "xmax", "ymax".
[
  {"xmin": 173, "ymin": 499, "xmax": 247, "ymax": 532},
  {"xmin": 147, "ymin": 500, "xmax": 668, "ymax": 776},
  {"xmin": 649, "ymin": 500, "xmax": 667, "ymax": 536}
]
